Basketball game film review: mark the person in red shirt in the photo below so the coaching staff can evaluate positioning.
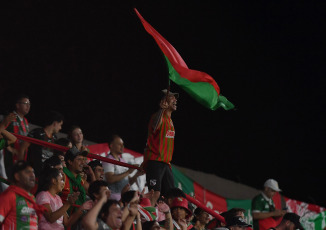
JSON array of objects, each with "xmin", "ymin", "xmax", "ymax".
[
  {"xmin": 142, "ymin": 89, "xmax": 178, "ymax": 206},
  {"xmin": 0, "ymin": 160, "xmax": 45, "ymax": 229}
]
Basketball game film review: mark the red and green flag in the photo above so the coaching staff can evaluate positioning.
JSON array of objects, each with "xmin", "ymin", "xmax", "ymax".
[{"xmin": 134, "ymin": 9, "xmax": 234, "ymax": 111}]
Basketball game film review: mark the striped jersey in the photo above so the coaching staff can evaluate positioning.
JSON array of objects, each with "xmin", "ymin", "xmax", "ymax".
[
  {"xmin": 0, "ymin": 188, "xmax": 38, "ymax": 230},
  {"xmin": 144, "ymin": 112, "xmax": 175, "ymax": 165}
]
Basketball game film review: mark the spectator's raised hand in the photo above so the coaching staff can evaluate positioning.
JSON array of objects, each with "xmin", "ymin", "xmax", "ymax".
[
  {"xmin": 2, "ymin": 113, "xmax": 16, "ymax": 126},
  {"xmin": 81, "ymin": 200, "xmax": 94, "ymax": 211},
  {"xmin": 157, "ymin": 200, "xmax": 170, "ymax": 213}
]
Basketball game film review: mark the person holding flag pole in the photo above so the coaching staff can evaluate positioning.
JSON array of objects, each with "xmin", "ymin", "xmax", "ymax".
[{"xmin": 141, "ymin": 88, "xmax": 179, "ymax": 207}]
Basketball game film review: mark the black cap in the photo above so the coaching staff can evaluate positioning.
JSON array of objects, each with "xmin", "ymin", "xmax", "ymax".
[
  {"xmin": 283, "ymin": 213, "xmax": 304, "ymax": 230},
  {"xmin": 64, "ymin": 146, "xmax": 88, "ymax": 163},
  {"xmin": 11, "ymin": 160, "xmax": 33, "ymax": 181},
  {"xmin": 226, "ymin": 216, "xmax": 252, "ymax": 228}
]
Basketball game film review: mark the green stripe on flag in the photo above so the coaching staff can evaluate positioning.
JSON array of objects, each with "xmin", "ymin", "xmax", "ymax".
[
  {"xmin": 172, "ymin": 166, "xmax": 195, "ymax": 196},
  {"xmin": 164, "ymin": 55, "xmax": 235, "ymax": 110}
]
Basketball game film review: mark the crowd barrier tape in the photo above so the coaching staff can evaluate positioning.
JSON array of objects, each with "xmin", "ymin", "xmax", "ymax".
[{"xmin": 8, "ymin": 133, "xmax": 226, "ymax": 223}]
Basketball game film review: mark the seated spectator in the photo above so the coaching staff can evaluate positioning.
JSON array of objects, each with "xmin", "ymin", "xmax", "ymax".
[
  {"xmin": 225, "ymin": 216, "xmax": 252, "ymax": 230},
  {"xmin": 61, "ymin": 147, "xmax": 88, "ymax": 215},
  {"xmin": 82, "ymin": 187, "xmax": 139, "ymax": 230},
  {"xmin": 206, "ymin": 211, "xmax": 228, "ymax": 229},
  {"xmin": 67, "ymin": 125, "xmax": 89, "ymax": 152},
  {"xmin": 103, "ymin": 134, "xmax": 142, "ymax": 201},
  {"xmin": 20, "ymin": 110, "xmax": 64, "ymax": 177},
  {"xmin": 0, "ymin": 161, "xmax": 43, "ymax": 229},
  {"xmin": 87, "ymin": 160, "xmax": 104, "ymax": 182},
  {"xmin": 43, "ymin": 155, "xmax": 64, "ymax": 175},
  {"xmin": 169, "ymin": 197, "xmax": 193, "ymax": 230},
  {"xmin": 121, "ymin": 190, "xmax": 142, "ymax": 230},
  {"xmin": 207, "ymin": 208, "xmax": 246, "ymax": 230},
  {"xmin": 164, "ymin": 188, "xmax": 186, "ymax": 207},
  {"xmin": 36, "ymin": 167, "xmax": 83, "ymax": 229},
  {"xmin": 192, "ymin": 207, "xmax": 210, "ymax": 230},
  {"xmin": 54, "ymin": 137, "xmax": 73, "ymax": 167},
  {"xmin": 268, "ymin": 213, "xmax": 304, "ymax": 230}
]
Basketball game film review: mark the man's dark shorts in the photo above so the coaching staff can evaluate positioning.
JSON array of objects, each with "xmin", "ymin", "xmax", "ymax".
[{"xmin": 145, "ymin": 160, "xmax": 174, "ymax": 197}]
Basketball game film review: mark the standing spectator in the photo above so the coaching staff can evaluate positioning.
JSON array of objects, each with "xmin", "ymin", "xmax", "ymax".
[
  {"xmin": 36, "ymin": 167, "xmax": 84, "ymax": 229},
  {"xmin": 19, "ymin": 110, "xmax": 64, "ymax": 177},
  {"xmin": 142, "ymin": 89, "xmax": 178, "ymax": 206},
  {"xmin": 268, "ymin": 213, "xmax": 304, "ymax": 230},
  {"xmin": 61, "ymin": 147, "xmax": 88, "ymax": 215},
  {"xmin": 0, "ymin": 161, "xmax": 44, "ymax": 229},
  {"xmin": 252, "ymin": 179, "xmax": 286, "ymax": 230},
  {"xmin": 103, "ymin": 134, "xmax": 142, "ymax": 201},
  {"xmin": 1, "ymin": 94, "xmax": 30, "ymax": 180}
]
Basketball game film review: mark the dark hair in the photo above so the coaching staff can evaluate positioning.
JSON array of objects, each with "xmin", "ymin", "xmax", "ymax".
[
  {"xmin": 100, "ymin": 199, "xmax": 120, "ymax": 221},
  {"xmin": 37, "ymin": 168, "xmax": 61, "ymax": 194},
  {"xmin": 108, "ymin": 134, "xmax": 121, "ymax": 145},
  {"xmin": 41, "ymin": 110, "xmax": 64, "ymax": 127},
  {"xmin": 121, "ymin": 190, "xmax": 137, "ymax": 205},
  {"xmin": 53, "ymin": 138, "xmax": 71, "ymax": 156},
  {"xmin": 142, "ymin": 221, "xmax": 158, "ymax": 230},
  {"xmin": 15, "ymin": 94, "xmax": 30, "ymax": 104},
  {"xmin": 43, "ymin": 155, "xmax": 62, "ymax": 171},
  {"xmin": 224, "ymin": 208, "xmax": 246, "ymax": 219},
  {"xmin": 165, "ymin": 187, "xmax": 186, "ymax": 199},
  {"xmin": 67, "ymin": 125, "xmax": 82, "ymax": 142},
  {"xmin": 88, "ymin": 180, "xmax": 109, "ymax": 201},
  {"xmin": 11, "ymin": 160, "xmax": 33, "ymax": 182},
  {"xmin": 88, "ymin": 160, "xmax": 102, "ymax": 171}
]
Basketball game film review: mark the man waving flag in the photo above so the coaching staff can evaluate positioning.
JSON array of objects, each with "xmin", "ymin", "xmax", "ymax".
[{"xmin": 134, "ymin": 8, "xmax": 234, "ymax": 111}]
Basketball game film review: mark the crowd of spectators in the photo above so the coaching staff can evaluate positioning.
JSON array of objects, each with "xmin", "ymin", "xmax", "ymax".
[{"xmin": 0, "ymin": 93, "xmax": 304, "ymax": 230}]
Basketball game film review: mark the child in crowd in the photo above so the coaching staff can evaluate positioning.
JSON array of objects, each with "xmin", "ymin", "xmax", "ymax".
[{"xmin": 36, "ymin": 168, "xmax": 91, "ymax": 229}]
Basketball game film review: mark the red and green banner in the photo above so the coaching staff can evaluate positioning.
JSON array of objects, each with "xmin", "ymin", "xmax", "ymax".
[
  {"xmin": 134, "ymin": 8, "xmax": 234, "ymax": 111},
  {"xmin": 172, "ymin": 165, "xmax": 326, "ymax": 230}
]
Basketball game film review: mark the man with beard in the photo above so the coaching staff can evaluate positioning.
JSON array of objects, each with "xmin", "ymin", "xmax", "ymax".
[
  {"xmin": 19, "ymin": 110, "xmax": 64, "ymax": 178},
  {"xmin": 61, "ymin": 147, "xmax": 89, "ymax": 215},
  {"xmin": 142, "ymin": 89, "xmax": 178, "ymax": 206},
  {"xmin": 0, "ymin": 161, "xmax": 45, "ymax": 229}
]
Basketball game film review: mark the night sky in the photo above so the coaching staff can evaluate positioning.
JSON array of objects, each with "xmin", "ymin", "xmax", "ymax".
[{"xmin": 0, "ymin": 1, "xmax": 325, "ymax": 207}]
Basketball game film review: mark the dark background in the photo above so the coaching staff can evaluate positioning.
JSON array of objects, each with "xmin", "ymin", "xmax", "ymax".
[{"xmin": 0, "ymin": 1, "xmax": 325, "ymax": 207}]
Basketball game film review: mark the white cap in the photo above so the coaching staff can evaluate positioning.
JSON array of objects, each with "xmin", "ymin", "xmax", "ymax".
[{"xmin": 264, "ymin": 179, "xmax": 282, "ymax": 192}]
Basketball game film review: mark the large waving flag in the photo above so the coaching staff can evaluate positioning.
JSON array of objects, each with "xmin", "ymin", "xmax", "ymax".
[{"xmin": 134, "ymin": 8, "xmax": 234, "ymax": 110}]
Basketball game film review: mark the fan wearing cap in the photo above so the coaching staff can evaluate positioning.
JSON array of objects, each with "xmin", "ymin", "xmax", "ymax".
[
  {"xmin": 0, "ymin": 161, "xmax": 41, "ymax": 229},
  {"xmin": 226, "ymin": 216, "xmax": 252, "ymax": 230},
  {"xmin": 252, "ymin": 179, "xmax": 287, "ymax": 230},
  {"xmin": 166, "ymin": 197, "xmax": 193, "ymax": 230},
  {"xmin": 60, "ymin": 146, "xmax": 89, "ymax": 215},
  {"xmin": 142, "ymin": 89, "xmax": 179, "ymax": 206},
  {"xmin": 268, "ymin": 213, "xmax": 304, "ymax": 230}
]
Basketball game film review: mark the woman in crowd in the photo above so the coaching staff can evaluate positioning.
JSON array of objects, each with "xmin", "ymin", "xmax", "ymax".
[
  {"xmin": 68, "ymin": 125, "xmax": 89, "ymax": 152},
  {"xmin": 36, "ymin": 168, "xmax": 91, "ymax": 229}
]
